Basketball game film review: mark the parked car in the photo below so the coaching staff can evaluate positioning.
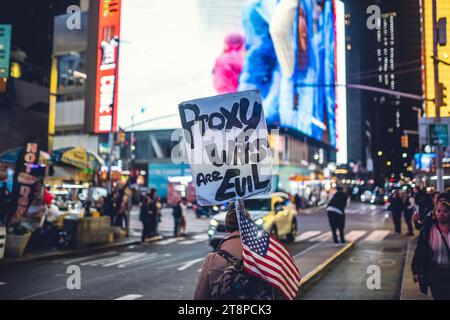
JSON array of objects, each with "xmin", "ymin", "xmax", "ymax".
[
  {"xmin": 194, "ymin": 205, "xmax": 220, "ymax": 218},
  {"xmin": 207, "ymin": 192, "xmax": 298, "ymax": 250}
]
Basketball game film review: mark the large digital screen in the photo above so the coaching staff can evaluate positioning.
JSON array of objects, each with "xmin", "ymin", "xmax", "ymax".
[
  {"xmin": 118, "ymin": 0, "xmax": 340, "ymax": 148},
  {"xmin": 239, "ymin": 0, "xmax": 337, "ymax": 147}
]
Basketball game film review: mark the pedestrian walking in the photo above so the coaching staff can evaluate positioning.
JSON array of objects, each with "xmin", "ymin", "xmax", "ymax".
[
  {"xmin": 294, "ymin": 193, "xmax": 301, "ymax": 213},
  {"xmin": 139, "ymin": 193, "xmax": 151, "ymax": 242},
  {"xmin": 412, "ymin": 195, "xmax": 450, "ymax": 300},
  {"xmin": 404, "ymin": 193, "xmax": 418, "ymax": 236},
  {"xmin": 172, "ymin": 199, "xmax": 183, "ymax": 237},
  {"xmin": 326, "ymin": 186, "xmax": 348, "ymax": 246},
  {"xmin": 101, "ymin": 193, "xmax": 115, "ymax": 224},
  {"xmin": 412, "ymin": 186, "xmax": 433, "ymax": 219},
  {"xmin": 194, "ymin": 208, "xmax": 283, "ymax": 300},
  {"xmin": 388, "ymin": 190, "xmax": 403, "ymax": 234},
  {"xmin": 147, "ymin": 188, "xmax": 160, "ymax": 237},
  {"xmin": 179, "ymin": 198, "xmax": 187, "ymax": 236},
  {"xmin": 414, "ymin": 192, "xmax": 446, "ymax": 231}
]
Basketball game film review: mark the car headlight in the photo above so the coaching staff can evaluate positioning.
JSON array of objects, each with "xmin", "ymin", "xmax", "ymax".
[
  {"xmin": 212, "ymin": 206, "xmax": 219, "ymax": 211},
  {"xmin": 210, "ymin": 219, "xmax": 219, "ymax": 227},
  {"xmin": 255, "ymin": 218, "xmax": 264, "ymax": 226}
]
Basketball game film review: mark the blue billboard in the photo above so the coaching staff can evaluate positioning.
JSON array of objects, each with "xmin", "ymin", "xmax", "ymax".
[
  {"xmin": 0, "ymin": 25, "xmax": 11, "ymax": 78},
  {"xmin": 239, "ymin": 0, "xmax": 336, "ymax": 147}
]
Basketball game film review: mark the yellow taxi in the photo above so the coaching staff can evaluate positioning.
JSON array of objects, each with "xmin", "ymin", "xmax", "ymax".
[{"xmin": 208, "ymin": 192, "xmax": 298, "ymax": 249}]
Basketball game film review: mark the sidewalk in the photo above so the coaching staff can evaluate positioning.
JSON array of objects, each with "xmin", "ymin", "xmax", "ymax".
[
  {"xmin": 0, "ymin": 236, "xmax": 144, "ymax": 265},
  {"xmin": 400, "ymin": 237, "xmax": 429, "ymax": 300},
  {"xmin": 295, "ymin": 241, "xmax": 355, "ymax": 298}
]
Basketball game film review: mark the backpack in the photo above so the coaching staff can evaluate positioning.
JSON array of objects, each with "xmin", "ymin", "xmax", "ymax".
[{"xmin": 210, "ymin": 238, "xmax": 274, "ymax": 300}]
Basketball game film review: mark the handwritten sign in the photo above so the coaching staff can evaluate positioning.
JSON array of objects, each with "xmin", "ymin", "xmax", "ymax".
[{"xmin": 179, "ymin": 90, "xmax": 272, "ymax": 206}]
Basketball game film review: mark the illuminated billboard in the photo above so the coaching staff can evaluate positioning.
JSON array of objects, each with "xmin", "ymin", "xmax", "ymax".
[
  {"xmin": 239, "ymin": 0, "xmax": 338, "ymax": 148},
  {"xmin": 118, "ymin": 0, "xmax": 343, "ymax": 151},
  {"xmin": 423, "ymin": 0, "xmax": 450, "ymax": 117},
  {"xmin": 93, "ymin": 0, "xmax": 121, "ymax": 133}
]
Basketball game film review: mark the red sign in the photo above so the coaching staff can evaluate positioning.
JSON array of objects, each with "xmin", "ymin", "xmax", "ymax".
[{"xmin": 93, "ymin": 0, "xmax": 121, "ymax": 133}]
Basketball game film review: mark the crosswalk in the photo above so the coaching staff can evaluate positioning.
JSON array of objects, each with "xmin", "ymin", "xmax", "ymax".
[
  {"xmin": 130, "ymin": 207, "xmax": 210, "ymax": 235},
  {"xmin": 295, "ymin": 229, "xmax": 391, "ymax": 243}
]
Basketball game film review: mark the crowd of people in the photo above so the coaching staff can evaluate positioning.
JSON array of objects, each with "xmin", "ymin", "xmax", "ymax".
[{"xmin": 387, "ymin": 186, "xmax": 436, "ymax": 236}]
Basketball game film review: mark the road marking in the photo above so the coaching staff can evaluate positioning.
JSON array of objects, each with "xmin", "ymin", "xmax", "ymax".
[
  {"xmin": 345, "ymin": 230, "xmax": 367, "ymax": 242},
  {"xmin": 114, "ymin": 294, "xmax": 143, "ymax": 300},
  {"xmin": 295, "ymin": 231, "xmax": 321, "ymax": 242},
  {"xmin": 156, "ymin": 238, "xmax": 183, "ymax": 245},
  {"xmin": 309, "ymin": 231, "xmax": 332, "ymax": 242},
  {"xmin": 80, "ymin": 252, "xmax": 136, "ymax": 267},
  {"xmin": 0, "ymin": 282, "xmax": 6, "ymax": 286},
  {"xmin": 59, "ymin": 251, "xmax": 118, "ymax": 265},
  {"xmin": 364, "ymin": 230, "xmax": 391, "ymax": 241},
  {"xmin": 102, "ymin": 253, "xmax": 148, "ymax": 267},
  {"xmin": 177, "ymin": 258, "xmax": 204, "ymax": 271},
  {"xmin": 192, "ymin": 234, "xmax": 209, "ymax": 240},
  {"xmin": 118, "ymin": 253, "xmax": 159, "ymax": 268}
]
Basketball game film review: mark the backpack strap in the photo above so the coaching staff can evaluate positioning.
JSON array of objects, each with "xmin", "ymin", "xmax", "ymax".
[
  {"xmin": 217, "ymin": 234, "xmax": 240, "ymax": 249},
  {"xmin": 216, "ymin": 249, "xmax": 241, "ymax": 265}
]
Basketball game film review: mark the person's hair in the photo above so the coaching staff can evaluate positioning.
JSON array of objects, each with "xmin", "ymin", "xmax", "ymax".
[
  {"xmin": 225, "ymin": 208, "xmax": 251, "ymax": 232},
  {"xmin": 437, "ymin": 192, "xmax": 450, "ymax": 206}
]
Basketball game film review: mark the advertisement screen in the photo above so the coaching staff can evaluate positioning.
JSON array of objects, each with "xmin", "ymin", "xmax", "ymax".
[
  {"xmin": 94, "ymin": 0, "xmax": 121, "ymax": 133},
  {"xmin": 118, "ymin": 0, "xmax": 338, "ymax": 147},
  {"xmin": 239, "ymin": 0, "xmax": 336, "ymax": 147}
]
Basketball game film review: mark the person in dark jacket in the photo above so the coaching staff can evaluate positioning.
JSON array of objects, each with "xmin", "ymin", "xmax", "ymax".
[
  {"xmin": 326, "ymin": 187, "xmax": 348, "ymax": 246},
  {"xmin": 412, "ymin": 195, "xmax": 450, "ymax": 300},
  {"xmin": 414, "ymin": 192, "xmax": 445, "ymax": 231},
  {"xmin": 388, "ymin": 190, "xmax": 403, "ymax": 234},
  {"xmin": 139, "ymin": 193, "xmax": 151, "ymax": 242},
  {"xmin": 403, "ymin": 192, "xmax": 418, "ymax": 236},
  {"xmin": 147, "ymin": 188, "xmax": 160, "ymax": 237},
  {"xmin": 412, "ymin": 187, "xmax": 433, "ymax": 218},
  {"xmin": 172, "ymin": 199, "xmax": 183, "ymax": 237}
]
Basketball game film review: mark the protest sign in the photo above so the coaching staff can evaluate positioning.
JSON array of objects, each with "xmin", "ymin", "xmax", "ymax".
[{"xmin": 179, "ymin": 90, "xmax": 272, "ymax": 206}]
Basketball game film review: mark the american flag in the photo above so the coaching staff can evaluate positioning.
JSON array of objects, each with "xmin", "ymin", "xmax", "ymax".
[{"xmin": 238, "ymin": 209, "xmax": 301, "ymax": 300}]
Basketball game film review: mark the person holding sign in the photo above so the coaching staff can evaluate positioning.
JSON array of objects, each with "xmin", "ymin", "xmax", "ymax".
[{"xmin": 181, "ymin": 90, "xmax": 301, "ymax": 300}]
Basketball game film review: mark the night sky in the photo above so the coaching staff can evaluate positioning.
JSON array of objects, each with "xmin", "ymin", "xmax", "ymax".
[{"xmin": 0, "ymin": 0, "xmax": 75, "ymax": 71}]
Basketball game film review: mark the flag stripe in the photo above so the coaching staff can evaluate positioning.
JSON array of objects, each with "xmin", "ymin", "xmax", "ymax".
[
  {"xmin": 243, "ymin": 246, "xmax": 298, "ymax": 293},
  {"xmin": 237, "ymin": 209, "xmax": 301, "ymax": 301},
  {"xmin": 268, "ymin": 245, "xmax": 301, "ymax": 279},
  {"xmin": 244, "ymin": 263, "xmax": 293, "ymax": 300},
  {"xmin": 267, "ymin": 245, "xmax": 301, "ymax": 280},
  {"xmin": 244, "ymin": 255, "xmax": 296, "ymax": 299},
  {"xmin": 271, "ymin": 237, "xmax": 298, "ymax": 266},
  {"xmin": 266, "ymin": 249, "xmax": 301, "ymax": 283},
  {"xmin": 244, "ymin": 255, "xmax": 296, "ymax": 298}
]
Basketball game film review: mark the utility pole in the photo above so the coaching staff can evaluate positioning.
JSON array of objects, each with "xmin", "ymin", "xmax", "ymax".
[
  {"xmin": 107, "ymin": 37, "xmax": 120, "ymax": 194},
  {"xmin": 130, "ymin": 113, "xmax": 136, "ymax": 180},
  {"xmin": 432, "ymin": 0, "xmax": 444, "ymax": 192}
]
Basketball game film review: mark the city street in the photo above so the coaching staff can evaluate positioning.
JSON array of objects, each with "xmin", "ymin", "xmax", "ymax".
[{"xmin": 0, "ymin": 202, "xmax": 413, "ymax": 300}]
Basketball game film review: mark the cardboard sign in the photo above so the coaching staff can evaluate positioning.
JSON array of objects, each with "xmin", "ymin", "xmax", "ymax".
[{"xmin": 179, "ymin": 90, "xmax": 272, "ymax": 206}]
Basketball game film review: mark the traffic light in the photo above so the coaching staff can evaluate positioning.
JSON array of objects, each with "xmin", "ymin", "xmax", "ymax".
[
  {"xmin": 116, "ymin": 130, "xmax": 126, "ymax": 144},
  {"xmin": 436, "ymin": 82, "xmax": 447, "ymax": 107},
  {"xmin": 438, "ymin": 18, "xmax": 447, "ymax": 46},
  {"xmin": 401, "ymin": 134, "xmax": 409, "ymax": 148}
]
